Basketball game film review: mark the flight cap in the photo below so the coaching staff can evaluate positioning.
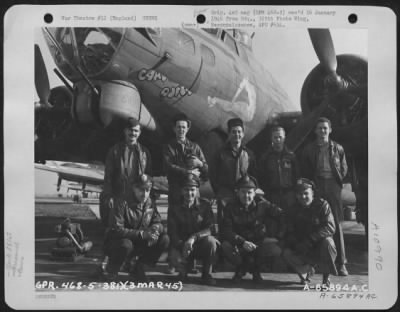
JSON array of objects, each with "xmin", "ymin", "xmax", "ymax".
[
  {"xmin": 181, "ymin": 173, "xmax": 200, "ymax": 188},
  {"xmin": 295, "ymin": 178, "xmax": 316, "ymax": 192},
  {"xmin": 235, "ymin": 175, "xmax": 258, "ymax": 189},
  {"xmin": 133, "ymin": 174, "xmax": 153, "ymax": 190}
]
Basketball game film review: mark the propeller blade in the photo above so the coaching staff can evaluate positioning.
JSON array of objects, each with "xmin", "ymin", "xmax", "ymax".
[
  {"xmin": 35, "ymin": 44, "xmax": 51, "ymax": 107},
  {"xmin": 308, "ymin": 29, "xmax": 337, "ymax": 73},
  {"xmin": 285, "ymin": 99, "xmax": 328, "ymax": 151}
]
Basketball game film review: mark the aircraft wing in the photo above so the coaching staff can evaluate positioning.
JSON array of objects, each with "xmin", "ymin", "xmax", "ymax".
[
  {"xmin": 35, "ymin": 161, "xmax": 104, "ymax": 185},
  {"xmin": 35, "ymin": 161, "xmax": 169, "ymax": 195},
  {"xmin": 67, "ymin": 183, "xmax": 103, "ymax": 194}
]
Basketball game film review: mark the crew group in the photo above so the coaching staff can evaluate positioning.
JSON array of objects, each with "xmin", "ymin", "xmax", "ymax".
[{"xmin": 99, "ymin": 113, "xmax": 348, "ymax": 287}]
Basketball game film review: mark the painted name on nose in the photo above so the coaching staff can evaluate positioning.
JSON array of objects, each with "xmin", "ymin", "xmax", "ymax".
[
  {"xmin": 138, "ymin": 69, "xmax": 167, "ymax": 82},
  {"xmin": 137, "ymin": 68, "xmax": 192, "ymax": 98}
]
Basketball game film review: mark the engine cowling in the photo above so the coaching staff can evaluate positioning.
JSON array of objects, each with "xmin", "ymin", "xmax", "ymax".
[
  {"xmin": 72, "ymin": 80, "xmax": 156, "ymax": 130},
  {"xmin": 300, "ymin": 54, "xmax": 368, "ymax": 152},
  {"xmin": 35, "ymin": 85, "xmax": 72, "ymax": 139}
]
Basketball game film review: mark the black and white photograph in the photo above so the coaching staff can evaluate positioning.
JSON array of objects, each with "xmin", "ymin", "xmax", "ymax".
[{"xmin": 4, "ymin": 5, "xmax": 397, "ymax": 310}]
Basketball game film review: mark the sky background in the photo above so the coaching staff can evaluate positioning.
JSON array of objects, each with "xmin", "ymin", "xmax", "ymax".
[
  {"xmin": 252, "ymin": 28, "xmax": 367, "ymax": 109},
  {"xmin": 35, "ymin": 28, "xmax": 367, "ymax": 110}
]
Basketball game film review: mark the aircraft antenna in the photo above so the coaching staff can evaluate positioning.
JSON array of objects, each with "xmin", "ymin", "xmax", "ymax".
[{"xmin": 43, "ymin": 28, "xmax": 100, "ymax": 96}]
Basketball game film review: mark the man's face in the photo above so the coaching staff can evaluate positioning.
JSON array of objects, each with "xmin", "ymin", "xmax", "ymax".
[
  {"xmin": 124, "ymin": 125, "xmax": 141, "ymax": 145},
  {"xmin": 133, "ymin": 186, "xmax": 151, "ymax": 203},
  {"xmin": 296, "ymin": 188, "xmax": 314, "ymax": 207},
  {"xmin": 228, "ymin": 126, "xmax": 244, "ymax": 146},
  {"xmin": 271, "ymin": 130, "xmax": 285, "ymax": 151},
  {"xmin": 237, "ymin": 187, "xmax": 256, "ymax": 207},
  {"xmin": 174, "ymin": 120, "xmax": 189, "ymax": 141},
  {"xmin": 315, "ymin": 122, "xmax": 332, "ymax": 141},
  {"xmin": 182, "ymin": 186, "xmax": 198, "ymax": 205}
]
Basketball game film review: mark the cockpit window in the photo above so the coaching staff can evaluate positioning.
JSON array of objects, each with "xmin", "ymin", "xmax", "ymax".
[
  {"xmin": 232, "ymin": 30, "xmax": 253, "ymax": 50},
  {"xmin": 43, "ymin": 27, "xmax": 123, "ymax": 78},
  {"xmin": 237, "ymin": 43, "xmax": 249, "ymax": 63},
  {"xmin": 75, "ymin": 28, "xmax": 123, "ymax": 75},
  {"xmin": 82, "ymin": 31, "xmax": 110, "ymax": 46},
  {"xmin": 57, "ymin": 28, "xmax": 75, "ymax": 59},
  {"xmin": 43, "ymin": 28, "xmax": 76, "ymax": 76},
  {"xmin": 221, "ymin": 31, "xmax": 239, "ymax": 55},
  {"xmin": 202, "ymin": 28, "xmax": 219, "ymax": 37},
  {"xmin": 177, "ymin": 31, "xmax": 195, "ymax": 55}
]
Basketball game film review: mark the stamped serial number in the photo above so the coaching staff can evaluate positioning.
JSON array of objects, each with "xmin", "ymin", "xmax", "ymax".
[
  {"xmin": 303, "ymin": 283, "xmax": 368, "ymax": 292},
  {"xmin": 35, "ymin": 280, "xmax": 183, "ymax": 291}
]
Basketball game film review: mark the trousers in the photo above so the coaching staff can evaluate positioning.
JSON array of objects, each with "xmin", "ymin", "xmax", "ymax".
[
  {"xmin": 106, "ymin": 233, "xmax": 169, "ymax": 273},
  {"xmin": 282, "ymin": 237, "xmax": 338, "ymax": 275},
  {"xmin": 169, "ymin": 236, "xmax": 218, "ymax": 275},
  {"xmin": 315, "ymin": 177, "xmax": 347, "ymax": 265},
  {"xmin": 222, "ymin": 238, "xmax": 282, "ymax": 273}
]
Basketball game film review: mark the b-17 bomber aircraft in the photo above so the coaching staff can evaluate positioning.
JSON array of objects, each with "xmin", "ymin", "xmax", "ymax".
[{"xmin": 34, "ymin": 27, "xmax": 367, "ymax": 226}]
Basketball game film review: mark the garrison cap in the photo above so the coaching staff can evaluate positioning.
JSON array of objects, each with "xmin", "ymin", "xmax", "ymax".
[
  {"xmin": 173, "ymin": 113, "xmax": 191, "ymax": 127},
  {"xmin": 227, "ymin": 118, "xmax": 244, "ymax": 132},
  {"xmin": 124, "ymin": 117, "xmax": 140, "ymax": 129},
  {"xmin": 132, "ymin": 174, "xmax": 153, "ymax": 189},
  {"xmin": 181, "ymin": 173, "xmax": 200, "ymax": 188},
  {"xmin": 295, "ymin": 178, "xmax": 316, "ymax": 192},
  {"xmin": 235, "ymin": 175, "xmax": 258, "ymax": 189}
]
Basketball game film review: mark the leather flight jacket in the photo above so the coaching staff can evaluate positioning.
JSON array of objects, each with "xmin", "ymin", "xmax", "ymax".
[
  {"xmin": 221, "ymin": 197, "xmax": 283, "ymax": 247},
  {"xmin": 107, "ymin": 197, "xmax": 163, "ymax": 241},
  {"xmin": 301, "ymin": 140, "xmax": 348, "ymax": 186},
  {"xmin": 168, "ymin": 198, "xmax": 215, "ymax": 249},
  {"xmin": 286, "ymin": 198, "xmax": 336, "ymax": 246},
  {"xmin": 162, "ymin": 138, "xmax": 209, "ymax": 186}
]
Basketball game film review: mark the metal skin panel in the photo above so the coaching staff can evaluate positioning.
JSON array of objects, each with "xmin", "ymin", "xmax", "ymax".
[{"xmin": 45, "ymin": 27, "xmax": 293, "ymax": 144}]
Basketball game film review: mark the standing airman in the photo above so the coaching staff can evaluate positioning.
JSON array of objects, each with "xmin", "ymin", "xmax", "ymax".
[{"xmin": 301, "ymin": 117, "xmax": 348, "ymax": 276}]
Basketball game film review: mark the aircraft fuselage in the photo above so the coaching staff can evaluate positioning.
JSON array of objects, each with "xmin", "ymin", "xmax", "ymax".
[{"xmin": 44, "ymin": 27, "xmax": 295, "ymax": 144}]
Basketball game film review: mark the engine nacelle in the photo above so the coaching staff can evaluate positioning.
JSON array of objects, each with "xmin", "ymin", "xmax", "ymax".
[
  {"xmin": 300, "ymin": 54, "xmax": 368, "ymax": 152},
  {"xmin": 35, "ymin": 85, "xmax": 72, "ymax": 141},
  {"xmin": 72, "ymin": 80, "xmax": 156, "ymax": 130}
]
